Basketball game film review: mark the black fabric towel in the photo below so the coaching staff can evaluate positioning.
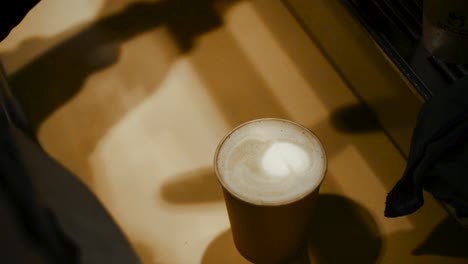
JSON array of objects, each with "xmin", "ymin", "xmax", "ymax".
[
  {"xmin": 385, "ymin": 77, "xmax": 468, "ymax": 218},
  {"xmin": 0, "ymin": 82, "xmax": 142, "ymax": 263},
  {"xmin": 0, "ymin": 112, "xmax": 79, "ymax": 263}
]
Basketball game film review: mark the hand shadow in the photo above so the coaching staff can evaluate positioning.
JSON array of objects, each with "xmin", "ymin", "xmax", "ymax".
[
  {"xmin": 7, "ymin": 0, "xmax": 237, "ymax": 131},
  {"xmin": 6, "ymin": 0, "xmax": 241, "ymax": 190}
]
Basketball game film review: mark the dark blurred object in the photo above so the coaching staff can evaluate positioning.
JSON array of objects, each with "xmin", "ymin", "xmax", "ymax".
[
  {"xmin": 0, "ymin": 63, "xmax": 79, "ymax": 262},
  {"xmin": 422, "ymin": 0, "xmax": 468, "ymax": 64},
  {"xmin": 344, "ymin": 0, "xmax": 468, "ymax": 98},
  {"xmin": 0, "ymin": 0, "xmax": 41, "ymax": 41},
  {"xmin": 385, "ymin": 77, "xmax": 468, "ymax": 218},
  {"xmin": 0, "ymin": 62, "xmax": 141, "ymax": 263},
  {"xmin": 333, "ymin": 0, "xmax": 468, "ymax": 218}
]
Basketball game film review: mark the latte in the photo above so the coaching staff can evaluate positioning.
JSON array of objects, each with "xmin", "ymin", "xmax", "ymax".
[{"xmin": 215, "ymin": 119, "xmax": 326, "ymax": 205}]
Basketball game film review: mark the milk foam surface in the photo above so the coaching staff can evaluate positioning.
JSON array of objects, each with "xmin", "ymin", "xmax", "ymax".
[{"xmin": 216, "ymin": 119, "xmax": 326, "ymax": 205}]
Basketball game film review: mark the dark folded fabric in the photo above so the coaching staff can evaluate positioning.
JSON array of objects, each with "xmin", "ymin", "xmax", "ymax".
[
  {"xmin": 0, "ymin": 62, "xmax": 141, "ymax": 263},
  {"xmin": 0, "ymin": 112, "xmax": 79, "ymax": 263},
  {"xmin": 0, "ymin": 0, "xmax": 41, "ymax": 41},
  {"xmin": 385, "ymin": 77, "xmax": 468, "ymax": 218},
  {"xmin": 0, "ymin": 90, "xmax": 142, "ymax": 263}
]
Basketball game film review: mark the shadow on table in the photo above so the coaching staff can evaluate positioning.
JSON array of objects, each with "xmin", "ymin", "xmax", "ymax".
[
  {"xmin": 201, "ymin": 229, "xmax": 251, "ymax": 264},
  {"xmin": 330, "ymin": 103, "xmax": 382, "ymax": 134},
  {"xmin": 8, "ymin": 0, "xmax": 238, "ymax": 132},
  {"xmin": 160, "ymin": 167, "xmax": 223, "ymax": 205},
  {"xmin": 412, "ymin": 216, "xmax": 468, "ymax": 259},
  {"xmin": 201, "ymin": 194, "xmax": 383, "ymax": 264},
  {"xmin": 308, "ymin": 194, "xmax": 383, "ymax": 264}
]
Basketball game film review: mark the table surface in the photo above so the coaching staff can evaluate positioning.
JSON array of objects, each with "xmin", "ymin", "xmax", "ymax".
[{"xmin": 1, "ymin": 0, "xmax": 466, "ymax": 263}]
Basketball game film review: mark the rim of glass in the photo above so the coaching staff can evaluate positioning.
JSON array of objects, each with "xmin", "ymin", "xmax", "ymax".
[{"xmin": 213, "ymin": 118, "xmax": 327, "ymax": 206}]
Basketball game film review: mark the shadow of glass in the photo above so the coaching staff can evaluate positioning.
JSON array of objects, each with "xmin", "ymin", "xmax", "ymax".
[
  {"xmin": 160, "ymin": 167, "xmax": 223, "ymax": 204},
  {"xmin": 202, "ymin": 228, "xmax": 313, "ymax": 264},
  {"xmin": 202, "ymin": 194, "xmax": 382, "ymax": 264},
  {"xmin": 308, "ymin": 194, "xmax": 383, "ymax": 264},
  {"xmin": 201, "ymin": 229, "xmax": 252, "ymax": 264},
  {"xmin": 412, "ymin": 217, "xmax": 468, "ymax": 259}
]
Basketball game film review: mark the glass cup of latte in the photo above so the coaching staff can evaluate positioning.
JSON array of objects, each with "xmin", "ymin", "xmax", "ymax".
[{"xmin": 214, "ymin": 118, "xmax": 327, "ymax": 263}]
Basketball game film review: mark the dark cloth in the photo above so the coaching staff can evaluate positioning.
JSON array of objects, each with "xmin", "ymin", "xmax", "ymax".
[
  {"xmin": 1, "ymin": 113, "xmax": 142, "ymax": 264},
  {"xmin": 0, "ymin": 2, "xmax": 141, "ymax": 263},
  {"xmin": 0, "ymin": 1, "xmax": 79, "ymax": 257},
  {"xmin": 385, "ymin": 77, "xmax": 468, "ymax": 218},
  {"xmin": 0, "ymin": 0, "xmax": 41, "ymax": 41},
  {"xmin": 0, "ymin": 79, "xmax": 141, "ymax": 263},
  {"xmin": 0, "ymin": 113, "xmax": 79, "ymax": 263}
]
